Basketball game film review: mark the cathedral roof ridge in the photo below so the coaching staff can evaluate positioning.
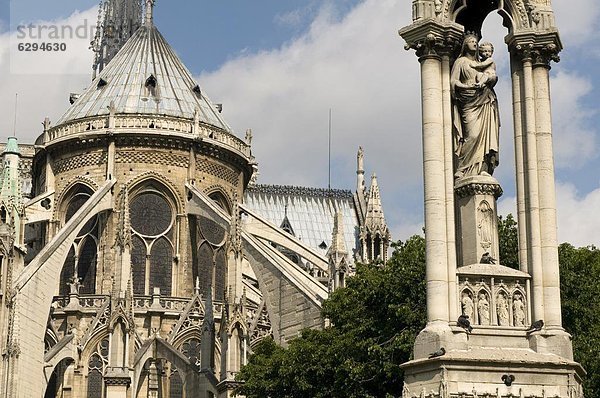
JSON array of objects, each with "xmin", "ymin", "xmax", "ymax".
[
  {"xmin": 56, "ymin": 23, "xmax": 231, "ymax": 133},
  {"xmin": 247, "ymin": 184, "xmax": 353, "ymax": 199}
]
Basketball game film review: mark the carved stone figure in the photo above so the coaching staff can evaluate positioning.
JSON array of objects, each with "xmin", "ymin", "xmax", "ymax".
[
  {"xmin": 451, "ymin": 35, "xmax": 500, "ymax": 178},
  {"xmin": 461, "ymin": 291, "xmax": 474, "ymax": 319},
  {"xmin": 497, "ymin": 292, "xmax": 510, "ymax": 326},
  {"xmin": 477, "ymin": 292, "xmax": 490, "ymax": 325},
  {"xmin": 477, "ymin": 200, "xmax": 494, "ymax": 253},
  {"xmin": 513, "ymin": 293, "xmax": 526, "ymax": 327}
]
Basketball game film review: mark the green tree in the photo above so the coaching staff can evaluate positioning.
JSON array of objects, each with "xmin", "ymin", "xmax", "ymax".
[
  {"xmin": 235, "ymin": 235, "xmax": 426, "ymax": 398},
  {"xmin": 559, "ymin": 243, "xmax": 600, "ymax": 396},
  {"xmin": 498, "ymin": 214, "xmax": 519, "ymax": 269}
]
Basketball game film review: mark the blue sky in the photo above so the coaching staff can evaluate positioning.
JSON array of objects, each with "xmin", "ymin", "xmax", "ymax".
[{"xmin": 0, "ymin": 0, "xmax": 599, "ymax": 247}]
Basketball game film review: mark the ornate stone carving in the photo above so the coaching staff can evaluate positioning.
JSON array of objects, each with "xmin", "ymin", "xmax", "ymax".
[
  {"xmin": 496, "ymin": 291, "xmax": 510, "ymax": 326},
  {"xmin": 451, "ymin": 36, "xmax": 500, "ymax": 179},
  {"xmin": 477, "ymin": 291, "xmax": 490, "ymax": 325},
  {"xmin": 455, "ymin": 181, "xmax": 503, "ymax": 199},
  {"xmin": 115, "ymin": 150, "xmax": 189, "ymax": 168},
  {"xmin": 461, "ymin": 290, "xmax": 474, "ymax": 318},
  {"xmin": 513, "ymin": 292, "xmax": 526, "ymax": 327},
  {"xmin": 477, "ymin": 201, "xmax": 494, "ymax": 253},
  {"xmin": 246, "ymin": 184, "xmax": 353, "ymax": 199},
  {"xmin": 54, "ymin": 152, "xmax": 107, "ymax": 174},
  {"xmin": 196, "ymin": 159, "xmax": 239, "ymax": 186}
]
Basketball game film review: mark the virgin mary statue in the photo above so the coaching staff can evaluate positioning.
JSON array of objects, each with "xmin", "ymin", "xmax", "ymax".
[{"xmin": 451, "ymin": 34, "xmax": 500, "ymax": 178}]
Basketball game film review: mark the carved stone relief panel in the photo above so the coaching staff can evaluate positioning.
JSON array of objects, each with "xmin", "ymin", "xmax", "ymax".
[{"xmin": 458, "ymin": 275, "xmax": 529, "ymax": 328}]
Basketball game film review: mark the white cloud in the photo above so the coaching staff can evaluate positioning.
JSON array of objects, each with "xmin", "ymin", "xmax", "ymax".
[
  {"xmin": 0, "ymin": 0, "xmax": 598, "ymax": 247},
  {"xmin": 553, "ymin": 0, "xmax": 600, "ymax": 47},
  {"xmin": 555, "ymin": 182, "xmax": 600, "ymax": 246},
  {"xmin": 550, "ymin": 71, "xmax": 597, "ymax": 168},
  {"xmin": 200, "ymin": 0, "xmax": 421, "ymax": 237},
  {"xmin": 0, "ymin": 7, "xmax": 97, "ymax": 141},
  {"xmin": 497, "ymin": 181, "xmax": 600, "ymax": 247}
]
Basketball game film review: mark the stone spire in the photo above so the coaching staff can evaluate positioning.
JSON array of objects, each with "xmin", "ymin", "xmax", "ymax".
[
  {"xmin": 328, "ymin": 211, "xmax": 347, "ymax": 257},
  {"xmin": 365, "ymin": 174, "xmax": 388, "ymax": 234},
  {"xmin": 144, "ymin": 0, "xmax": 155, "ymax": 26},
  {"xmin": 327, "ymin": 210, "xmax": 349, "ymax": 291},
  {"xmin": 92, "ymin": 0, "xmax": 144, "ymax": 77},
  {"xmin": 0, "ymin": 137, "xmax": 24, "ymax": 250},
  {"xmin": 360, "ymin": 173, "xmax": 390, "ymax": 262}
]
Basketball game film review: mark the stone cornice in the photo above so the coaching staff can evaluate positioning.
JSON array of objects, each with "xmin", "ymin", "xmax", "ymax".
[
  {"xmin": 399, "ymin": 18, "xmax": 464, "ymax": 59},
  {"xmin": 507, "ymin": 30, "xmax": 562, "ymax": 67}
]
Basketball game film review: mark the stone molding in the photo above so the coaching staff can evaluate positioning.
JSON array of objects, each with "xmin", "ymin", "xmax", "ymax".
[{"xmin": 454, "ymin": 180, "xmax": 503, "ymax": 199}]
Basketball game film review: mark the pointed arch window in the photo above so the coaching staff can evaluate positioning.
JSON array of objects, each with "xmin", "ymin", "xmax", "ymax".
[
  {"xmin": 130, "ymin": 189, "xmax": 175, "ymax": 296},
  {"xmin": 169, "ymin": 367, "xmax": 183, "ymax": 398},
  {"xmin": 87, "ymin": 337, "xmax": 109, "ymax": 398},
  {"xmin": 59, "ymin": 187, "xmax": 100, "ymax": 295}
]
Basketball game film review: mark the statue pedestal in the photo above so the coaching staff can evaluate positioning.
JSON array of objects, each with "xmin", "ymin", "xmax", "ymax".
[{"xmin": 454, "ymin": 175, "xmax": 503, "ymax": 267}]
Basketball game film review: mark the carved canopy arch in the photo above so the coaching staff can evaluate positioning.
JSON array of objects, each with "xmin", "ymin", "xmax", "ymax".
[{"xmin": 446, "ymin": 0, "xmax": 531, "ymax": 34}]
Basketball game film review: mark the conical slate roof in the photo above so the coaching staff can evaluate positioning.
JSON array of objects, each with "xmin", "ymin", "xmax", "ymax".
[{"xmin": 57, "ymin": 24, "xmax": 231, "ymax": 132}]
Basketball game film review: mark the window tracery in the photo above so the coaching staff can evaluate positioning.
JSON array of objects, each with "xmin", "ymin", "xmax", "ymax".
[
  {"xmin": 130, "ymin": 189, "xmax": 175, "ymax": 296},
  {"xmin": 87, "ymin": 337, "xmax": 109, "ymax": 398},
  {"xmin": 59, "ymin": 187, "xmax": 99, "ymax": 295}
]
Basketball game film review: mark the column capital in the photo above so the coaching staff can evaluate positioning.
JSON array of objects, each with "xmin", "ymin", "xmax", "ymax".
[
  {"xmin": 507, "ymin": 30, "xmax": 562, "ymax": 67},
  {"xmin": 399, "ymin": 19, "xmax": 463, "ymax": 60}
]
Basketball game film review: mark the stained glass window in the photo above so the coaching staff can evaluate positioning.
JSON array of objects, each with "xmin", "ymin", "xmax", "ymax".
[
  {"xmin": 197, "ymin": 243, "xmax": 213, "ymax": 297},
  {"xmin": 169, "ymin": 367, "xmax": 183, "ymax": 398},
  {"xmin": 78, "ymin": 238, "xmax": 97, "ymax": 294},
  {"xmin": 181, "ymin": 338, "xmax": 201, "ymax": 367},
  {"xmin": 214, "ymin": 249, "xmax": 226, "ymax": 301},
  {"xmin": 198, "ymin": 216, "xmax": 225, "ymax": 245},
  {"xmin": 59, "ymin": 247, "xmax": 76, "ymax": 296},
  {"xmin": 132, "ymin": 236, "xmax": 146, "ymax": 295},
  {"xmin": 87, "ymin": 354, "xmax": 103, "ymax": 398},
  {"xmin": 130, "ymin": 192, "xmax": 172, "ymax": 236},
  {"xmin": 66, "ymin": 192, "xmax": 96, "ymax": 237},
  {"xmin": 150, "ymin": 238, "xmax": 172, "ymax": 296}
]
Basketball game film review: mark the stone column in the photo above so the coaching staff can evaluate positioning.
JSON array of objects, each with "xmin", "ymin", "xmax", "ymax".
[
  {"xmin": 533, "ymin": 49, "xmax": 562, "ymax": 329},
  {"xmin": 521, "ymin": 52, "xmax": 545, "ymax": 322},
  {"xmin": 510, "ymin": 54, "xmax": 529, "ymax": 273},
  {"xmin": 441, "ymin": 54, "xmax": 459, "ymax": 321},
  {"xmin": 420, "ymin": 52, "xmax": 449, "ymax": 323}
]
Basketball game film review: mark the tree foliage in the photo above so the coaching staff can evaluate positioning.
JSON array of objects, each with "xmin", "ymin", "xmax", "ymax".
[
  {"xmin": 498, "ymin": 214, "xmax": 519, "ymax": 269},
  {"xmin": 235, "ymin": 235, "xmax": 426, "ymax": 398},
  {"xmin": 559, "ymin": 243, "xmax": 600, "ymax": 396},
  {"xmin": 236, "ymin": 217, "xmax": 600, "ymax": 397}
]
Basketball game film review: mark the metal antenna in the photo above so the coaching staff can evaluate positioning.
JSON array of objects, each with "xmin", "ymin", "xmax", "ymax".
[
  {"xmin": 328, "ymin": 108, "xmax": 332, "ymax": 190},
  {"xmin": 12, "ymin": 93, "xmax": 18, "ymax": 137}
]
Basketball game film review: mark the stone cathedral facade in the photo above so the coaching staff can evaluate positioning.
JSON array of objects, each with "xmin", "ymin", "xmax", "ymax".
[{"xmin": 0, "ymin": 2, "xmax": 390, "ymax": 398}]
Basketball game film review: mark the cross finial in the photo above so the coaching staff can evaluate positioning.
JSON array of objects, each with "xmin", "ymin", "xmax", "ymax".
[{"xmin": 145, "ymin": 0, "xmax": 155, "ymax": 26}]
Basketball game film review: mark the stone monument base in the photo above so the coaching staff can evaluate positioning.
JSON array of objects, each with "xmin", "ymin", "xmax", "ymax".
[{"xmin": 402, "ymin": 342, "xmax": 584, "ymax": 398}]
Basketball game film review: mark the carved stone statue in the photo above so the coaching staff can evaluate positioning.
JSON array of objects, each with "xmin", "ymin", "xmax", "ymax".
[
  {"xmin": 496, "ymin": 292, "xmax": 509, "ymax": 326},
  {"xmin": 451, "ymin": 35, "xmax": 500, "ymax": 178},
  {"xmin": 461, "ymin": 291, "xmax": 474, "ymax": 319},
  {"xmin": 513, "ymin": 293, "xmax": 526, "ymax": 327},
  {"xmin": 477, "ymin": 292, "xmax": 490, "ymax": 325}
]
